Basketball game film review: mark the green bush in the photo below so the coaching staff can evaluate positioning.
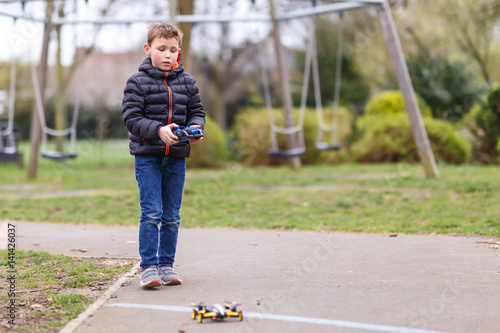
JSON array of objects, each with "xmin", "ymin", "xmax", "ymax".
[
  {"xmin": 351, "ymin": 114, "xmax": 471, "ymax": 164},
  {"xmin": 458, "ymin": 85, "xmax": 500, "ymax": 164},
  {"xmin": 187, "ymin": 116, "xmax": 229, "ymax": 168},
  {"xmin": 230, "ymin": 108, "xmax": 271, "ymax": 166},
  {"xmin": 475, "ymin": 85, "xmax": 500, "ymax": 160},
  {"xmin": 231, "ymin": 107, "xmax": 352, "ymax": 165},
  {"xmin": 364, "ymin": 90, "xmax": 432, "ymax": 118},
  {"xmin": 406, "ymin": 55, "xmax": 484, "ymax": 121}
]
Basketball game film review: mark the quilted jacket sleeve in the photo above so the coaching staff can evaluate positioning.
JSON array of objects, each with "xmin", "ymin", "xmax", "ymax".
[
  {"xmin": 186, "ymin": 79, "xmax": 206, "ymax": 129},
  {"xmin": 122, "ymin": 76, "xmax": 163, "ymax": 141}
]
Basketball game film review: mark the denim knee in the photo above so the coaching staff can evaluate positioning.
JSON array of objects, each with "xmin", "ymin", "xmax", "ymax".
[
  {"xmin": 142, "ymin": 217, "xmax": 160, "ymax": 225},
  {"xmin": 161, "ymin": 219, "xmax": 179, "ymax": 227}
]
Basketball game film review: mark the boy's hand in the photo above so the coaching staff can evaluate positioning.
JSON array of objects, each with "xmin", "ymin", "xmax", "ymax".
[
  {"xmin": 159, "ymin": 123, "xmax": 179, "ymax": 146},
  {"xmin": 188, "ymin": 125, "xmax": 204, "ymax": 144}
]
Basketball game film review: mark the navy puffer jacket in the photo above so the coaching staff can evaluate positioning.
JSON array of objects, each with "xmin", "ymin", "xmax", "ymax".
[{"xmin": 122, "ymin": 56, "xmax": 205, "ymax": 158}]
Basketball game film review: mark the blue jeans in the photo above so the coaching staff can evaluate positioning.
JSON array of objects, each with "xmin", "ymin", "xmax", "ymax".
[{"xmin": 135, "ymin": 155, "xmax": 186, "ymax": 270}]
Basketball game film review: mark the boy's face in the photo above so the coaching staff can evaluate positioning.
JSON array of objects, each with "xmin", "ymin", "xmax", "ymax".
[{"xmin": 144, "ymin": 36, "xmax": 180, "ymax": 72}]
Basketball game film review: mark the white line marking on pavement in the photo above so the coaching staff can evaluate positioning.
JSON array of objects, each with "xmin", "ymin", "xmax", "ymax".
[{"xmin": 105, "ymin": 303, "xmax": 449, "ymax": 333}]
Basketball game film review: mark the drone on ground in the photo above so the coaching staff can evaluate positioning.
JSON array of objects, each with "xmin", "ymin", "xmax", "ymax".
[{"xmin": 191, "ymin": 301, "xmax": 243, "ymax": 323}]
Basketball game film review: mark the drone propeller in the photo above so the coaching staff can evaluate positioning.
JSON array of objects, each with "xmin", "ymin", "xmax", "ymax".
[
  {"xmin": 224, "ymin": 301, "xmax": 241, "ymax": 311},
  {"xmin": 191, "ymin": 302, "xmax": 204, "ymax": 307}
]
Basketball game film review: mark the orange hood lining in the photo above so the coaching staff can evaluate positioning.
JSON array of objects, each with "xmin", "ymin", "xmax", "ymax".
[{"xmin": 171, "ymin": 52, "xmax": 181, "ymax": 71}]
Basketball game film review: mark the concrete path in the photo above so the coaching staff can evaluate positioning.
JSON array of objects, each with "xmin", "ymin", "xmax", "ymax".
[{"xmin": 6, "ymin": 221, "xmax": 500, "ymax": 333}]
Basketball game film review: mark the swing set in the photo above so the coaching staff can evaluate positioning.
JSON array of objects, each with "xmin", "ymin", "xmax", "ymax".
[
  {"xmin": 31, "ymin": 63, "xmax": 81, "ymax": 160},
  {"xmin": 0, "ymin": 55, "xmax": 24, "ymax": 167},
  {"xmin": 256, "ymin": 0, "xmax": 438, "ymax": 178},
  {"xmin": 0, "ymin": 58, "xmax": 17, "ymax": 156},
  {"xmin": 0, "ymin": 10, "xmax": 83, "ymax": 167},
  {"xmin": 262, "ymin": 10, "xmax": 345, "ymax": 158},
  {"xmin": 0, "ymin": 0, "xmax": 439, "ymax": 178}
]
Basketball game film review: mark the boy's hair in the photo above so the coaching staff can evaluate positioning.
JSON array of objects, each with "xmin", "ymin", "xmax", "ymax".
[{"xmin": 147, "ymin": 22, "xmax": 183, "ymax": 47}]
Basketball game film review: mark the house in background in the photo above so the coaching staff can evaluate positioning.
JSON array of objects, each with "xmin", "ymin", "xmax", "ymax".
[{"xmin": 62, "ymin": 48, "xmax": 144, "ymax": 139}]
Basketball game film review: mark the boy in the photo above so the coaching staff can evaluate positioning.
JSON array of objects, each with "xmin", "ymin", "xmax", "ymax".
[{"xmin": 122, "ymin": 22, "xmax": 205, "ymax": 288}]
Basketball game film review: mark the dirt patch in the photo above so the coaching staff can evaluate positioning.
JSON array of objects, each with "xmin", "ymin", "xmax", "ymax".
[{"xmin": 1, "ymin": 257, "xmax": 138, "ymax": 333}]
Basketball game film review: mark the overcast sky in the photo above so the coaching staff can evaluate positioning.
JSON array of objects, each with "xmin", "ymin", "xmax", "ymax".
[
  {"xmin": 0, "ymin": 0, "xmax": 177, "ymax": 64},
  {"xmin": 0, "ymin": 0, "xmax": 305, "ymax": 66}
]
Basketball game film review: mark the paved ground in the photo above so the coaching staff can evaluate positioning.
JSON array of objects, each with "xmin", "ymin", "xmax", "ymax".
[{"xmin": 5, "ymin": 221, "xmax": 500, "ymax": 333}]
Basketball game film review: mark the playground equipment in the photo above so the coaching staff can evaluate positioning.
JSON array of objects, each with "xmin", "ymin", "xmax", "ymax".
[
  {"xmin": 259, "ymin": 39, "xmax": 307, "ymax": 158},
  {"xmin": 0, "ymin": 56, "xmax": 23, "ymax": 167},
  {"xmin": 262, "ymin": 10, "xmax": 344, "ymax": 157},
  {"xmin": 0, "ymin": 0, "xmax": 440, "ymax": 178},
  {"xmin": 0, "ymin": 58, "xmax": 17, "ymax": 156},
  {"xmin": 313, "ymin": 11, "xmax": 344, "ymax": 151},
  {"xmin": 31, "ymin": 63, "xmax": 81, "ymax": 161}
]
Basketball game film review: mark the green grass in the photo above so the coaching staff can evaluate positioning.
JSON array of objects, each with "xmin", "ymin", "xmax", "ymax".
[
  {"xmin": 0, "ymin": 250, "xmax": 136, "ymax": 331},
  {"xmin": 0, "ymin": 250, "xmax": 131, "ymax": 289},
  {"xmin": 33, "ymin": 294, "xmax": 93, "ymax": 329},
  {"xmin": 1, "ymin": 140, "xmax": 499, "ymax": 236},
  {"xmin": 49, "ymin": 293, "xmax": 92, "ymax": 316}
]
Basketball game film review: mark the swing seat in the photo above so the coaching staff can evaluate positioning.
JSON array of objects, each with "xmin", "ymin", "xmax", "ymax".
[
  {"xmin": 0, "ymin": 147, "xmax": 17, "ymax": 155},
  {"xmin": 269, "ymin": 147, "xmax": 306, "ymax": 158},
  {"xmin": 315, "ymin": 142, "xmax": 341, "ymax": 151},
  {"xmin": 41, "ymin": 150, "xmax": 78, "ymax": 160}
]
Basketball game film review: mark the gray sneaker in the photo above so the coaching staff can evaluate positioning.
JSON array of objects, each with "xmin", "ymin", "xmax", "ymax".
[
  {"xmin": 158, "ymin": 266, "xmax": 182, "ymax": 285},
  {"xmin": 140, "ymin": 266, "xmax": 161, "ymax": 288}
]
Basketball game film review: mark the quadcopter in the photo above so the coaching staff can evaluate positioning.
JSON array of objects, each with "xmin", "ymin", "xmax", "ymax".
[
  {"xmin": 191, "ymin": 301, "xmax": 243, "ymax": 323},
  {"xmin": 174, "ymin": 125, "xmax": 204, "ymax": 142}
]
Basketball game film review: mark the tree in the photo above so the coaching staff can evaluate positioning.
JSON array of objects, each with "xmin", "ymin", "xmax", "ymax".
[
  {"xmin": 344, "ymin": 0, "xmax": 500, "ymax": 92},
  {"xmin": 472, "ymin": 85, "xmax": 500, "ymax": 162},
  {"xmin": 442, "ymin": 0, "xmax": 500, "ymax": 85},
  {"xmin": 179, "ymin": 0, "xmax": 194, "ymax": 69},
  {"xmin": 402, "ymin": 0, "xmax": 500, "ymax": 86},
  {"xmin": 52, "ymin": 0, "xmax": 118, "ymax": 150},
  {"xmin": 407, "ymin": 55, "xmax": 486, "ymax": 121},
  {"xmin": 195, "ymin": 0, "xmax": 245, "ymax": 130}
]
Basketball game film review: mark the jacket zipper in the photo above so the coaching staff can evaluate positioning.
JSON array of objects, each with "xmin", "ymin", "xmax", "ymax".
[{"xmin": 163, "ymin": 72, "xmax": 173, "ymax": 156}]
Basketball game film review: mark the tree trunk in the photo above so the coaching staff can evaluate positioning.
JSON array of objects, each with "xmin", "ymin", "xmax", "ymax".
[{"xmin": 179, "ymin": 0, "xmax": 193, "ymax": 69}]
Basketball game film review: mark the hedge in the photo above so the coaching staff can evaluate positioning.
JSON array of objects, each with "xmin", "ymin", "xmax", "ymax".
[
  {"xmin": 457, "ymin": 85, "xmax": 500, "ymax": 164},
  {"xmin": 351, "ymin": 114, "xmax": 471, "ymax": 164},
  {"xmin": 231, "ymin": 107, "xmax": 352, "ymax": 165},
  {"xmin": 364, "ymin": 90, "xmax": 432, "ymax": 118},
  {"xmin": 187, "ymin": 116, "xmax": 229, "ymax": 168}
]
